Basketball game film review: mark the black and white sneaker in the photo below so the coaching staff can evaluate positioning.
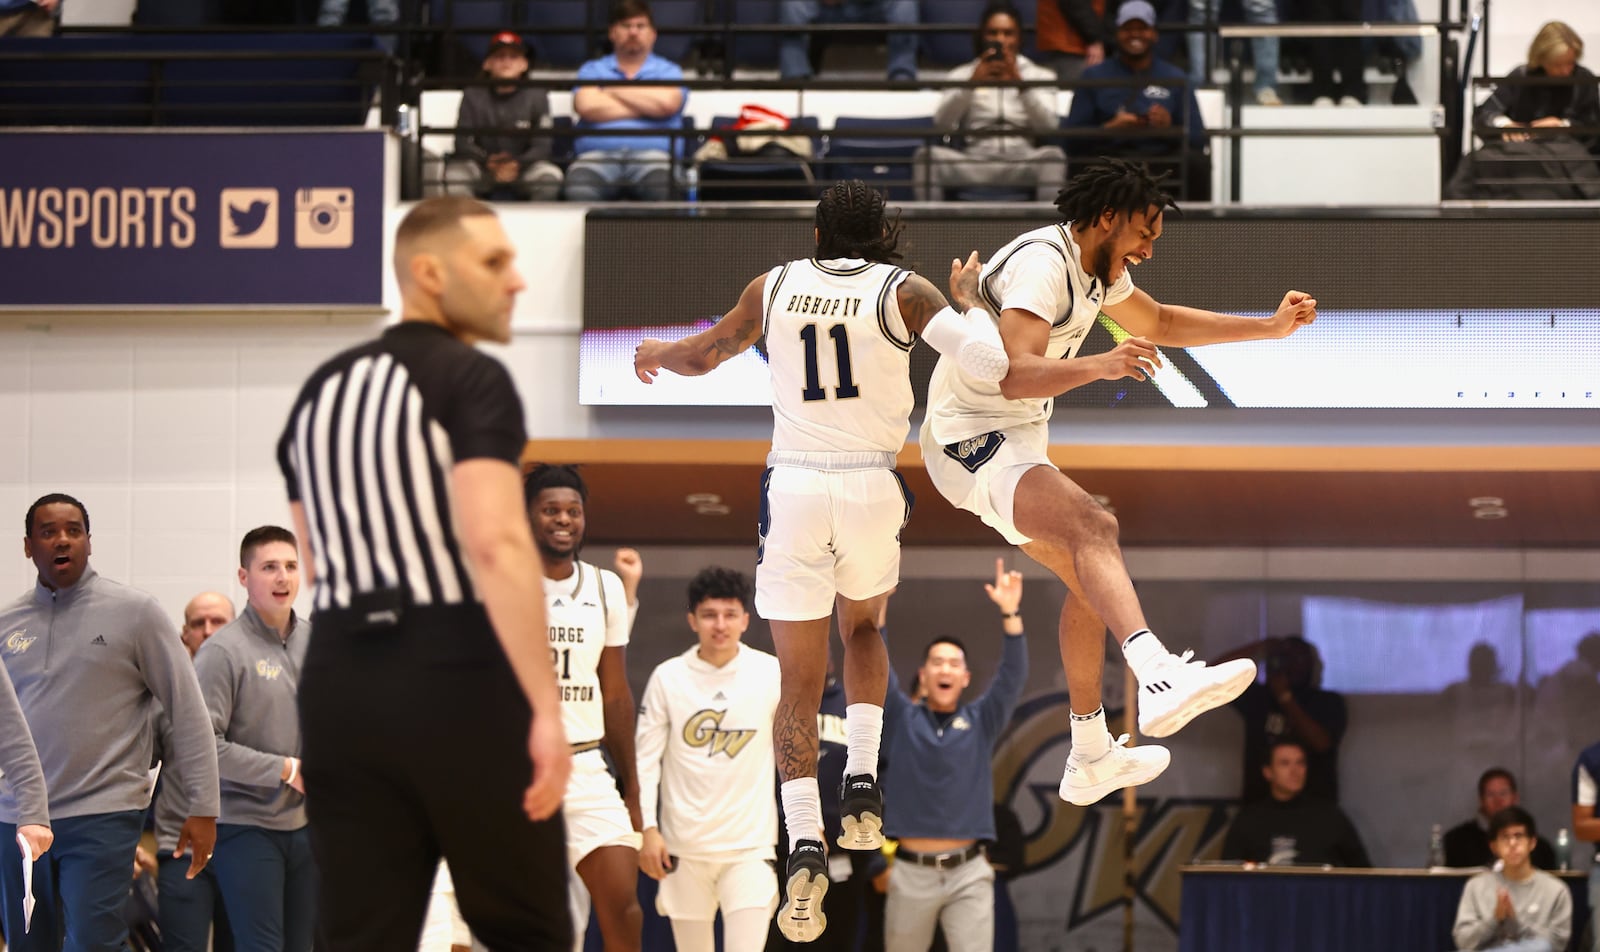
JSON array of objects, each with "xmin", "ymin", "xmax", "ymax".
[
  {"xmin": 837, "ymin": 774, "xmax": 884, "ymax": 851},
  {"xmin": 776, "ymin": 839, "xmax": 830, "ymax": 943}
]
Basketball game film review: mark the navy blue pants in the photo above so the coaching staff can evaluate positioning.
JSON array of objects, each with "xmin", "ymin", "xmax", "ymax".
[
  {"xmin": 157, "ymin": 853, "xmax": 233, "ymax": 952},
  {"xmin": 209, "ymin": 824, "xmax": 317, "ymax": 952},
  {"xmin": 0, "ymin": 810, "xmax": 146, "ymax": 952}
]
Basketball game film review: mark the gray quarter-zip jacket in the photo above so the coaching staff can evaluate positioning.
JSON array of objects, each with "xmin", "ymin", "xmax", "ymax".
[
  {"xmin": 193, "ymin": 605, "xmax": 308, "ymax": 830},
  {"xmin": 0, "ymin": 567, "xmax": 220, "ymax": 823},
  {"xmin": 0, "ymin": 664, "xmax": 48, "ymax": 827}
]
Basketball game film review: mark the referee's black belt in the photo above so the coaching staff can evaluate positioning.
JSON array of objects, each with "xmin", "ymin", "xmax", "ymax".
[
  {"xmin": 571, "ymin": 740, "xmax": 602, "ymax": 754},
  {"xmin": 897, "ymin": 844, "xmax": 983, "ymax": 870}
]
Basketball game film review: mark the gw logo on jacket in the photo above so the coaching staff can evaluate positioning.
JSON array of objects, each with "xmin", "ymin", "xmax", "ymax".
[
  {"xmin": 682, "ymin": 709, "xmax": 757, "ymax": 758},
  {"xmin": 254, "ymin": 659, "xmax": 284, "ymax": 680}
]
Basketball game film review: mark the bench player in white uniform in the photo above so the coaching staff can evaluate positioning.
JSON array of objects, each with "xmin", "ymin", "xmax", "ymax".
[
  {"xmin": 634, "ymin": 180, "xmax": 1007, "ymax": 944},
  {"xmin": 635, "ymin": 566, "xmax": 782, "ymax": 952},
  {"xmin": 921, "ymin": 160, "xmax": 1319, "ymax": 807},
  {"xmin": 526, "ymin": 463, "xmax": 645, "ymax": 952}
]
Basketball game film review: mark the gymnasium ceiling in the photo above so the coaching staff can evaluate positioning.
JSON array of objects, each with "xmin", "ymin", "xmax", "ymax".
[{"xmin": 523, "ymin": 441, "xmax": 1600, "ymax": 549}]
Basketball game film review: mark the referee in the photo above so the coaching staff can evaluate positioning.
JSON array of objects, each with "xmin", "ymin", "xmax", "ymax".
[{"xmin": 277, "ymin": 196, "xmax": 572, "ymax": 950}]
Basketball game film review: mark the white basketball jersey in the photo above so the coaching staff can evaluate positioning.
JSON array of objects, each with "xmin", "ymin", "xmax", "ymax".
[
  {"xmin": 544, "ymin": 561, "xmax": 630, "ymax": 746},
  {"xmin": 635, "ymin": 644, "xmax": 781, "ymax": 858},
  {"xmin": 927, "ymin": 223, "xmax": 1135, "ymax": 444},
  {"xmin": 761, "ymin": 257, "xmax": 915, "ymax": 454}
]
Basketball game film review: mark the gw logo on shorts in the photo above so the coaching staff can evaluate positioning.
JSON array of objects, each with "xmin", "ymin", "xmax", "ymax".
[
  {"xmin": 682, "ymin": 709, "xmax": 757, "ymax": 758},
  {"xmin": 943, "ymin": 431, "xmax": 1006, "ymax": 474}
]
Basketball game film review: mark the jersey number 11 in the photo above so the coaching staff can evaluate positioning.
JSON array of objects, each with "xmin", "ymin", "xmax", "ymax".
[{"xmin": 800, "ymin": 323, "xmax": 860, "ymax": 402}]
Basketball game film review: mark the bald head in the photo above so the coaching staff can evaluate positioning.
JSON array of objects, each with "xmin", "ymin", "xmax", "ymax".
[{"xmin": 181, "ymin": 591, "xmax": 235, "ymax": 657}]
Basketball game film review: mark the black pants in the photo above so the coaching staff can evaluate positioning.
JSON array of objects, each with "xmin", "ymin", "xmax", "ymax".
[
  {"xmin": 1297, "ymin": 0, "xmax": 1366, "ymax": 102},
  {"xmin": 300, "ymin": 604, "xmax": 571, "ymax": 951}
]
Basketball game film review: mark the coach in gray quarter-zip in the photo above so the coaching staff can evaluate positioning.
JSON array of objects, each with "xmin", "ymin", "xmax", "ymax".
[
  {"xmin": 0, "ymin": 492, "xmax": 220, "ymax": 952},
  {"xmin": 194, "ymin": 525, "xmax": 315, "ymax": 952}
]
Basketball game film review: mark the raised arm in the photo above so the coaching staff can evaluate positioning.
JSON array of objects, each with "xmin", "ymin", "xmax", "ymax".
[
  {"xmin": 994, "ymin": 305, "xmax": 1159, "ymax": 399},
  {"xmin": 904, "ymin": 254, "xmax": 1010, "ymax": 382},
  {"xmin": 634, "ymin": 273, "xmax": 767, "ymax": 381},
  {"xmin": 1102, "ymin": 287, "xmax": 1317, "ymax": 348}
]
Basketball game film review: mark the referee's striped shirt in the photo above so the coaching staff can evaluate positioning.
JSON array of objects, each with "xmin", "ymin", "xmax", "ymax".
[{"xmin": 277, "ymin": 321, "xmax": 527, "ymax": 613}]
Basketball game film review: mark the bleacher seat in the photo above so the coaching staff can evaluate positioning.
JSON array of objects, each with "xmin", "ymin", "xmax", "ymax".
[
  {"xmin": 920, "ymin": 0, "xmax": 984, "ymax": 70},
  {"xmin": 0, "ymin": 34, "xmax": 382, "ymax": 126},
  {"xmin": 437, "ymin": 0, "xmax": 513, "ymax": 68},
  {"xmin": 697, "ymin": 114, "xmax": 820, "ymax": 200},
  {"xmin": 525, "ymin": 0, "xmax": 591, "ymax": 68},
  {"xmin": 823, "ymin": 114, "xmax": 931, "ymax": 200},
  {"xmin": 728, "ymin": 0, "xmax": 780, "ymax": 71}
]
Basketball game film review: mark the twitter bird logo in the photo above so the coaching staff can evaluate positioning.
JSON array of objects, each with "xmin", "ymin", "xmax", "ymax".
[
  {"xmin": 229, "ymin": 200, "xmax": 269, "ymax": 237},
  {"xmin": 218, "ymin": 188, "xmax": 279, "ymax": 248}
]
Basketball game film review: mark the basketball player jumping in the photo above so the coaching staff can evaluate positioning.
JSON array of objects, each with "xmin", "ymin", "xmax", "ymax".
[
  {"xmin": 633, "ymin": 180, "xmax": 1006, "ymax": 943},
  {"xmin": 921, "ymin": 159, "xmax": 1318, "ymax": 807}
]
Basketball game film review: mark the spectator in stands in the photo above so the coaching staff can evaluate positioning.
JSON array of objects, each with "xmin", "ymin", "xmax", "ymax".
[
  {"xmin": 0, "ymin": 0, "xmax": 56, "ymax": 36},
  {"xmin": 181, "ymin": 591, "xmax": 235, "ymax": 658},
  {"xmin": 1445, "ymin": 22, "xmax": 1600, "ymax": 200},
  {"xmin": 1452, "ymin": 806, "xmax": 1572, "ymax": 952},
  {"xmin": 566, "ymin": 0, "xmax": 687, "ymax": 202},
  {"xmin": 439, "ymin": 32, "xmax": 564, "ymax": 202},
  {"xmin": 778, "ymin": 0, "xmax": 919, "ymax": 81},
  {"xmin": 1296, "ymin": 0, "xmax": 1365, "ymax": 105},
  {"xmin": 913, "ymin": 2, "xmax": 1067, "ymax": 202},
  {"xmin": 1446, "ymin": 768, "xmax": 1560, "ymax": 871},
  {"xmin": 1186, "ymin": 0, "xmax": 1279, "ymax": 104},
  {"xmin": 316, "ymin": 0, "xmax": 393, "ymax": 29},
  {"xmin": 1212, "ymin": 634, "xmax": 1346, "ymax": 803},
  {"xmin": 1063, "ymin": 0, "xmax": 1210, "ymax": 201},
  {"xmin": 1573, "ymin": 738, "xmax": 1600, "ymax": 952},
  {"xmin": 1221, "ymin": 738, "xmax": 1370, "ymax": 867},
  {"xmin": 1034, "ymin": 0, "xmax": 1108, "ymax": 81}
]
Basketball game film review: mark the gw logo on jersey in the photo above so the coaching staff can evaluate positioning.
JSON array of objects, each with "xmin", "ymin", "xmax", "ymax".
[
  {"xmin": 254, "ymin": 659, "xmax": 284, "ymax": 680},
  {"xmin": 682, "ymin": 709, "xmax": 757, "ymax": 758},
  {"xmin": 4, "ymin": 630, "xmax": 35, "ymax": 655}
]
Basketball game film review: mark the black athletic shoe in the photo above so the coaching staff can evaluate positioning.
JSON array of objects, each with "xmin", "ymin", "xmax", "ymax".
[
  {"xmin": 776, "ymin": 839, "xmax": 830, "ymax": 942},
  {"xmin": 837, "ymin": 773, "xmax": 884, "ymax": 850}
]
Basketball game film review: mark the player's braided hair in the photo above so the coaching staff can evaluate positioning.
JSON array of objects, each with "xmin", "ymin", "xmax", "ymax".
[
  {"xmin": 814, "ymin": 180, "xmax": 903, "ymax": 263},
  {"xmin": 1054, "ymin": 159, "xmax": 1178, "ymax": 231},
  {"xmin": 523, "ymin": 463, "xmax": 588, "ymax": 507}
]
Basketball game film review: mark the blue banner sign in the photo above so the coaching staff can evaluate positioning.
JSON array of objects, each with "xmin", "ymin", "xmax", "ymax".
[{"xmin": 0, "ymin": 129, "xmax": 384, "ymax": 308}]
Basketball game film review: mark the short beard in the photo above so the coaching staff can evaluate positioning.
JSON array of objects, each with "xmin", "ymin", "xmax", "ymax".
[
  {"xmin": 1090, "ymin": 241, "xmax": 1114, "ymax": 285},
  {"xmin": 535, "ymin": 534, "xmax": 582, "ymax": 563}
]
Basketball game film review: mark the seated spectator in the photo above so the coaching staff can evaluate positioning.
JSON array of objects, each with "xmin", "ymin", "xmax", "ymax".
[
  {"xmin": 1034, "ymin": 0, "xmax": 1109, "ymax": 82},
  {"xmin": 778, "ymin": 0, "xmax": 919, "ymax": 81},
  {"xmin": 0, "ymin": 0, "xmax": 55, "ymax": 36},
  {"xmin": 436, "ymin": 33, "xmax": 563, "ymax": 202},
  {"xmin": 913, "ymin": 2, "xmax": 1066, "ymax": 201},
  {"xmin": 1444, "ymin": 20, "xmax": 1600, "ymax": 200},
  {"xmin": 1186, "ymin": 0, "xmax": 1279, "ymax": 104},
  {"xmin": 1296, "ymin": 0, "xmax": 1365, "ymax": 105},
  {"xmin": 1220, "ymin": 739, "xmax": 1370, "ymax": 867},
  {"xmin": 1573, "ymin": 739, "xmax": 1600, "ymax": 952},
  {"xmin": 1446, "ymin": 768, "xmax": 1560, "ymax": 871},
  {"xmin": 1452, "ymin": 807, "xmax": 1572, "ymax": 952},
  {"xmin": 1064, "ymin": 1, "xmax": 1210, "ymax": 201},
  {"xmin": 566, "ymin": 0, "xmax": 688, "ymax": 202}
]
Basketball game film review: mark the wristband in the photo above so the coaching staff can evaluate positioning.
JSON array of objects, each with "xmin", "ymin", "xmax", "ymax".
[{"xmin": 1001, "ymin": 611, "xmax": 1021, "ymax": 620}]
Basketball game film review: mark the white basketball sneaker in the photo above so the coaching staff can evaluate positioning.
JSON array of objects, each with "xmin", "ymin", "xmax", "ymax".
[
  {"xmin": 1058, "ymin": 734, "xmax": 1171, "ymax": 806},
  {"xmin": 1137, "ymin": 652, "xmax": 1257, "ymax": 739}
]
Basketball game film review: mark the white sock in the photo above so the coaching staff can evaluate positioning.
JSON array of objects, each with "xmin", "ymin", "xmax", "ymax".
[
  {"xmin": 781, "ymin": 778, "xmax": 823, "ymax": 848},
  {"xmin": 1069, "ymin": 707, "xmax": 1112, "ymax": 761},
  {"xmin": 1121, "ymin": 628, "xmax": 1171, "ymax": 683},
  {"xmin": 844, "ymin": 703, "xmax": 883, "ymax": 779}
]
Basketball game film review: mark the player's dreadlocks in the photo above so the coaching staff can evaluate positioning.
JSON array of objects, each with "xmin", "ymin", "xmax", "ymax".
[
  {"xmin": 1054, "ymin": 159, "xmax": 1178, "ymax": 231},
  {"xmin": 814, "ymin": 179, "xmax": 903, "ymax": 264},
  {"xmin": 523, "ymin": 462, "xmax": 588, "ymax": 508}
]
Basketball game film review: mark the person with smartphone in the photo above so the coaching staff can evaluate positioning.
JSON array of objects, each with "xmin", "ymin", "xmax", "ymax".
[{"xmin": 913, "ymin": 1, "xmax": 1067, "ymax": 202}]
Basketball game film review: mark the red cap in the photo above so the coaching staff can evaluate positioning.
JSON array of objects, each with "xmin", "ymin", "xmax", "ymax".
[{"xmin": 488, "ymin": 31, "xmax": 527, "ymax": 55}]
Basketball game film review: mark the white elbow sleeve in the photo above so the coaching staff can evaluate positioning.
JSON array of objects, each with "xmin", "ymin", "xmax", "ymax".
[{"xmin": 923, "ymin": 305, "xmax": 1009, "ymax": 383}]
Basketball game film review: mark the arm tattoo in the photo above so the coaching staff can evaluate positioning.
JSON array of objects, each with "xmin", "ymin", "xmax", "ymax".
[
  {"xmin": 703, "ymin": 315, "xmax": 761, "ymax": 361},
  {"xmin": 773, "ymin": 700, "xmax": 819, "ymax": 783},
  {"xmin": 897, "ymin": 275, "xmax": 951, "ymax": 336}
]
